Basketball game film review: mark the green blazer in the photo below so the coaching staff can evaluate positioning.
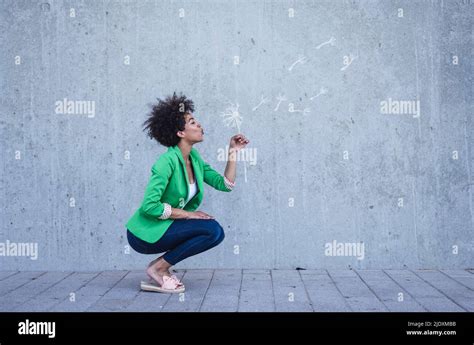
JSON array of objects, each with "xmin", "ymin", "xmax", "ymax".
[{"xmin": 125, "ymin": 145, "xmax": 234, "ymax": 243}]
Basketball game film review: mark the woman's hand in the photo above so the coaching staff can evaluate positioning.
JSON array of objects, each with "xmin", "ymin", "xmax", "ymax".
[
  {"xmin": 229, "ymin": 134, "xmax": 249, "ymax": 152},
  {"xmin": 186, "ymin": 211, "xmax": 215, "ymax": 219}
]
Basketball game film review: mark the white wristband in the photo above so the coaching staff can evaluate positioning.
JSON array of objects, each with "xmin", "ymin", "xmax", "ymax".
[
  {"xmin": 158, "ymin": 203, "xmax": 172, "ymax": 219},
  {"xmin": 224, "ymin": 176, "xmax": 235, "ymax": 190}
]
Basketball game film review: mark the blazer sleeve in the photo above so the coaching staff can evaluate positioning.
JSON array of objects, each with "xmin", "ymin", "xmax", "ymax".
[
  {"xmin": 202, "ymin": 160, "xmax": 235, "ymax": 192},
  {"xmin": 138, "ymin": 156, "xmax": 173, "ymax": 218}
]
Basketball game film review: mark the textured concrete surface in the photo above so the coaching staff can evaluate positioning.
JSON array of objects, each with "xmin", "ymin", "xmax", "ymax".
[
  {"xmin": 0, "ymin": 269, "xmax": 473, "ymax": 312},
  {"xmin": 0, "ymin": 0, "xmax": 472, "ymax": 271}
]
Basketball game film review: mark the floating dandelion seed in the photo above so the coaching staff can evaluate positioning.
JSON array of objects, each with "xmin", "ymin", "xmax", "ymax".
[
  {"xmin": 288, "ymin": 55, "xmax": 308, "ymax": 72},
  {"xmin": 310, "ymin": 87, "xmax": 328, "ymax": 100},
  {"xmin": 316, "ymin": 37, "xmax": 336, "ymax": 49},
  {"xmin": 252, "ymin": 94, "xmax": 269, "ymax": 111},
  {"xmin": 274, "ymin": 93, "xmax": 287, "ymax": 111}
]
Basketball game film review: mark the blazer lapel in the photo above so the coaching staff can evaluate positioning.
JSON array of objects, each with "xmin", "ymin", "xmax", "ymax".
[
  {"xmin": 190, "ymin": 149, "xmax": 203, "ymax": 197},
  {"xmin": 172, "ymin": 145, "xmax": 189, "ymax": 199},
  {"xmin": 171, "ymin": 145, "xmax": 202, "ymax": 202}
]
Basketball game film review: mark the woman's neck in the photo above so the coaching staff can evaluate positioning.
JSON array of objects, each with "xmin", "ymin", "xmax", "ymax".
[{"xmin": 177, "ymin": 141, "xmax": 193, "ymax": 163}]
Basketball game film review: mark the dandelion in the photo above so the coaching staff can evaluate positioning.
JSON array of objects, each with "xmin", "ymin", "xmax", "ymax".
[
  {"xmin": 221, "ymin": 102, "xmax": 247, "ymax": 182},
  {"xmin": 221, "ymin": 102, "xmax": 242, "ymax": 130}
]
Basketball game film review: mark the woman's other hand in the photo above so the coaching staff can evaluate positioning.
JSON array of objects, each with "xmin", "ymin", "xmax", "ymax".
[{"xmin": 186, "ymin": 211, "xmax": 215, "ymax": 219}]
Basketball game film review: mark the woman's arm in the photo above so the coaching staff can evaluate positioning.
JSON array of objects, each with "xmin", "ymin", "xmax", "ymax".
[
  {"xmin": 224, "ymin": 148, "xmax": 237, "ymax": 183},
  {"xmin": 139, "ymin": 158, "xmax": 173, "ymax": 219},
  {"xmin": 169, "ymin": 207, "xmax": 214, "ymax": 219},
  {"xmin": 224, "ymin": 134, "xmax": 249, "ymax": 182},
  {"xmin": 169, "ymin": 207, "xmax": 190, "ymax": 219},
  {"xmin": 140, "ymin": 155, "xmax": 215, "ymax": 220}
]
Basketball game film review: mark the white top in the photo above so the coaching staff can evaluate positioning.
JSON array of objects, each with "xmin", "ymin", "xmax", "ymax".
[{"xmin": 186, "ymin": 181, "xmax": 198, "ymax": 204}]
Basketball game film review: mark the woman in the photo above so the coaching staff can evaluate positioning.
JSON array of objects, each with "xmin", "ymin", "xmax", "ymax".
[{"xmin": 126, "ymin": 92, "xmax": 249, "ymax": 293}]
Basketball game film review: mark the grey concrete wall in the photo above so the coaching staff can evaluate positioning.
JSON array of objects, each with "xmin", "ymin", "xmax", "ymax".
[{"xmin": 1, "ymin": 0, "xmax": 472, "ymax": 271}]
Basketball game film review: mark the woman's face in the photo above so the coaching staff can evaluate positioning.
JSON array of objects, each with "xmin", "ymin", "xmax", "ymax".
[{"xmin": 180, "ymin": 113, "xmax": 204, "ymax": 144}]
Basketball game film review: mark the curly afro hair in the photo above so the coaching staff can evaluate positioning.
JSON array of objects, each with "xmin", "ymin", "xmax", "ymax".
[{"xmin": 142, "ymin": 91, "xmax": 195, "ymax": 147}]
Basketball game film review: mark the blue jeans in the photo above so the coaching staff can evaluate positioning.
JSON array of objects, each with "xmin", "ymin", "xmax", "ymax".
[{"xmin": 126, "ymin": 219, "xmax": 225, "ymax": 265}]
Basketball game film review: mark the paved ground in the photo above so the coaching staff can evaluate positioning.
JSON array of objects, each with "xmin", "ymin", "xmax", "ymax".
[{"xmin": 0, "ymin": 269, "xmax": 473, "ymax": 312}]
